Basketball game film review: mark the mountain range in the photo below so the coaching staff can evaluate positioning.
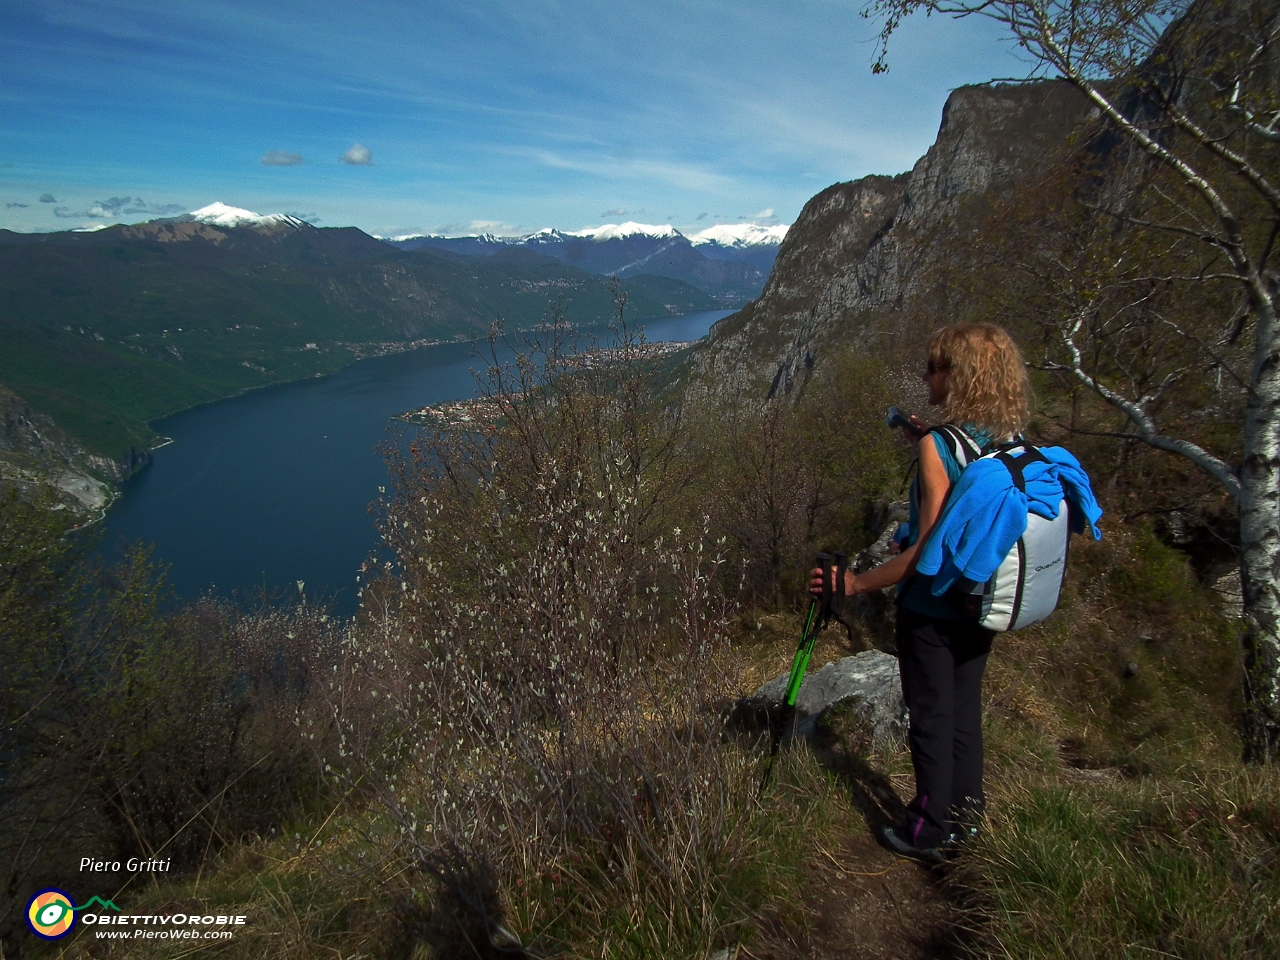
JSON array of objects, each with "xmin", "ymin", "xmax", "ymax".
[{"xmin": 383, "ymin": 220, "xmax": 787, "ymax": 304}]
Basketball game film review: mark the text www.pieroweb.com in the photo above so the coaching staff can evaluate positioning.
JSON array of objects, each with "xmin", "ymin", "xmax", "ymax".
[
  {"xmin": 84, "ymin": 914, "xmax": 245, "ymax": 940},
  {"xmin": 96, "ymin": 929, "xmax": 234, "ymax": 940}
]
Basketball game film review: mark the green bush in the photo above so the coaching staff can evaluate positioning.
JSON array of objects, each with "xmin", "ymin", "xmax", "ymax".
[{"xmin": 0, "ymin": 490, "xmax": 340, "ymax": 954}]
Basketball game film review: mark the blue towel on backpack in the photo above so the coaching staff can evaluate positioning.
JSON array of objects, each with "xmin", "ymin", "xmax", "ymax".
[{"xmin": 916, "ymin": 445, "xmax": 1102, "ymax": 595}]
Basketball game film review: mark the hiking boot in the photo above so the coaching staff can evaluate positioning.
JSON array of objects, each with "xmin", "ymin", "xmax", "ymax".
[
  {"xmin": 878, "ymin": 823, "xmax": 948, "ymax": 865},
  {"xmin": 946, "ymin": 824, "xmax": 980, "ymax": 850}
]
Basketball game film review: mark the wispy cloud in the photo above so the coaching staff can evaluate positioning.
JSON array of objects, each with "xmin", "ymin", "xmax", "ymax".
[
  {"xmin": 732, "ymin": 94, "xmax": 929, "ymax": 172},
  {"xmin": 53, "ymin": 196, "xmax": 185, "ymax": 220},
  {"xmin": 95, "ymin": 197, "xmax": 185, "ymax": 217},
  {"xmin": 286, "ymin": 211, "xmax": 321, "ymax": 224},
  {"xmin": 262, "ymin": 150, "xmax": 304, "ymax": 165},
  {"xmin": 342, "ymin": 143, "xmax": 373, "ymax": 165},
  {"xmin": 600, "ymin": 207, "xmax": 626, "ymax": 217},
  {"xmin": 695, "ymin": 212, "xmax": 707, "ymax": 220},
  {"xmin": 6, "ymin": 202, "xmax": 28, "ymax": 208},
  {"xmin": 87, "ymin": 196, "xmax": 134, "ymax": 216},
  {"xmin": 39, "ymin": 193, "xmax": 57, "ymax": 203},
  {"xmin": 529, "ymin": 149, "xmax": 733, "ymax": 193},
  {"xmin": 469, "ymin": 219, "xmax": 519, "ymax": 235}
]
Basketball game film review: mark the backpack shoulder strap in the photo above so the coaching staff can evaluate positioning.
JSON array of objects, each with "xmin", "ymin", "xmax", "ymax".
[
  {"xmin": 929, "ymin": 423, "xmax": 984, "ymax": 468},
  {"xmin": 992, "ymin": 440, "xmax": 1049, "ymax": 492}
]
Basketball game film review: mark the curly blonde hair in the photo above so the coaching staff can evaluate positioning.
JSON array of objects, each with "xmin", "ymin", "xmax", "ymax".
[{"xmin": 927, "ymin": 323, "xmax": 1032, "ymax": 438}]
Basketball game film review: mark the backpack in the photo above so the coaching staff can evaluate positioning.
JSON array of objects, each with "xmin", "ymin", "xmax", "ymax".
[{"xmin": 927, "ymin": 425, "xmax": 1072, "ymax": 632}]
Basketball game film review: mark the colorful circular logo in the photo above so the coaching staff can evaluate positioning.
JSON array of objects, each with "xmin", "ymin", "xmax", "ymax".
[{"xmin": 27, "ymin": 889, "xmax": 77, "ymax": 940}]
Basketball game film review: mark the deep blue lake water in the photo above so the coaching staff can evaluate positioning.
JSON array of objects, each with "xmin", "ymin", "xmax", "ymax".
[{"xmin": 100, "ymin": 311, "xmax": 730, "ymax": 616}]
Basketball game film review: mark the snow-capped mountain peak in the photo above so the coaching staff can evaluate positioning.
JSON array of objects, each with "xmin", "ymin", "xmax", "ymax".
[
  {"xmin": 563, "ymin": 222, "xmax": 680, "ymax": 242},
  {"xmin": 689, "ymin": 223, "xmax": 789, "ymax": 248},
  {"xmin": 190, "ymin": 202, "xmax": 307, "ymax": 229}
]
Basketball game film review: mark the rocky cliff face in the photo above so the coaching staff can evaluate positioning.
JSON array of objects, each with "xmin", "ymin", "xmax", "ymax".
[
  {"xmin": 692, "ymin": 81, "xmax": 1097, "ymax": 395},
  {"xmin": 0, "ymin": 386, "xmax": 144, "ymax": 515}
]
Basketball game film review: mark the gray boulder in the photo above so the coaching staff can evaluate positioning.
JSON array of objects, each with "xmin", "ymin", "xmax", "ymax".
[{"xmin": 751, "ymin": 650, "xmax": 907, "ymax": 744}]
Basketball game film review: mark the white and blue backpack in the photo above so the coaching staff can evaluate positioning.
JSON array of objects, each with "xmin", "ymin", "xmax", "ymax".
[{"xmin": 928, "ymin": 425, "xmax": 1072, "ymax": 632}]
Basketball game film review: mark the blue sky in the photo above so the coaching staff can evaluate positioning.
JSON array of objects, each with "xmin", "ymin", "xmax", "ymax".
[{"xmin": 0, "ymin": 0, "xmax": 1028, "ymax": 237}]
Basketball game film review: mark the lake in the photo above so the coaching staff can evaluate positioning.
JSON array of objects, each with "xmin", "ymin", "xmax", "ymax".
[{"xmin": 100, "ymin": 310, "xmax": 730, "ymax": 616}]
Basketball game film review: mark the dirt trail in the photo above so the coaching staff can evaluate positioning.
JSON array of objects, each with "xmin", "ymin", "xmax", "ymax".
[
  {"xmin": 738, "ymin": 627, "xmax": 969, "ymax": 959},
  {"xmin": 746, "ymin": 803, "xmax": 965, "ymax": 960}
]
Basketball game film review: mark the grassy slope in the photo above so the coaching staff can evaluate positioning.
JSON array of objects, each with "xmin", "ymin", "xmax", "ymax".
[
  {"xmin": 36, "ymin": 530, "xmax": 1271, "ymax": 960},
  {"xmin": 0, "ymin": 229, "xmax": 714, "ymax": 461}
]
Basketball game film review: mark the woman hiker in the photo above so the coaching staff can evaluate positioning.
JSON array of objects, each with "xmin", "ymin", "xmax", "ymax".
[{"xmin": 812, "ymin": 322, "xmax": 1034, "ymax": 864}]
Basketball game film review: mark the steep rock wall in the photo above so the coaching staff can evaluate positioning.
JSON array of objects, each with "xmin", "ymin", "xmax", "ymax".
[
  {"xmin": 0, "ymin": 385, "xmax": 144, "ymax": 514},
  {"xmin": 692, "ymin": 81, "xmax": 1096, "ymax": 395}
]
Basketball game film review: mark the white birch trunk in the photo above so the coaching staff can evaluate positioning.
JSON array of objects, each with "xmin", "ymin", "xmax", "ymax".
[{"xmin": 1239, "ymin": 288, "xmax": 1280, "ymax": 760}]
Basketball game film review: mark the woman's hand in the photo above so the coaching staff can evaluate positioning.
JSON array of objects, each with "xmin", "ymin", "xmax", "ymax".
[
  {"xmin": 805, "ymin": 432, "xmax": 952, "ymax": 601},
  {"xmin": 809, "ymin": 565, "xmax": 860, "ymax": 598}
]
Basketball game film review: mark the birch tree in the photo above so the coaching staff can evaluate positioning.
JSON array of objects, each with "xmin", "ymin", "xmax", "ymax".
[{"xmin": 867, "ymin": 0, "xmax": 1280, "ymax": 760}]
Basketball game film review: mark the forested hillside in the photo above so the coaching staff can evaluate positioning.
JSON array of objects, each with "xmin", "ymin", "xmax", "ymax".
[{"xmin": 0, "ymin": 218, "xmax": 713, "ymax": 474}]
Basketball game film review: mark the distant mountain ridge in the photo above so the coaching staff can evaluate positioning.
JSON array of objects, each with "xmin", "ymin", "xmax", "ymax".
[{"xmin": 383, "ymin": 221, "xmax": 789, "ymax": 305}]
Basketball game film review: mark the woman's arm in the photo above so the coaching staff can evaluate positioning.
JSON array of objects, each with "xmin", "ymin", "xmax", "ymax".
[{"xmin": 810, "ymin": 434, "xmax": 952, "ymax": 597}]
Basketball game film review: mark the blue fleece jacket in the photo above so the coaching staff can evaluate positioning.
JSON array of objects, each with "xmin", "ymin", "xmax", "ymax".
[{"xmin": 916, "ymin": 446, "xmax": 1102, "ymax": 595}]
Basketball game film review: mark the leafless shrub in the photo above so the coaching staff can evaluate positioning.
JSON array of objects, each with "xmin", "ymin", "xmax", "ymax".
[{"xmin": 329, "ymin": 304, "xmax": 786, "ymax": 956}]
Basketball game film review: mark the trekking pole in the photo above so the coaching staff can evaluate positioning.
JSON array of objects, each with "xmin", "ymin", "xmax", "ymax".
[{"xmin": 759, "ymin": 550, "xmax": 847, "ymax": 794}]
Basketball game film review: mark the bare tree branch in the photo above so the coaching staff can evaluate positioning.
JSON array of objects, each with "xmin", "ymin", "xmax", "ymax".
[{"xmin": 1049, "ymin": 317, "xmax": 1243, "ymax": 498}]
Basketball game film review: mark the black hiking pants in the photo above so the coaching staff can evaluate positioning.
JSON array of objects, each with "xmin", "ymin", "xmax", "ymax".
[{"xmin": 895, "ymin": 607, "xmax": 994, "ymax": 849}]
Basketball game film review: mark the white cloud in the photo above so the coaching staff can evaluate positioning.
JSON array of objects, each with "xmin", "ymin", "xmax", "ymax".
[
  {"xmin": 342, "ymin": 143, "xmax": 373, "ymax": 165},
  {"xmin": 54, "ymin": 196, "xmax": 186, "ymax": 221},
  {"xmin": 601, "ymin": 207, "xmax": 627, "ymax": 217},
  {"xmin": 262, "ymin": 150, "xmax": 304, "ymax": 166},
  {"xmin": 753, "ymin": 207, "xmax": 775, "ymax": 219},
  {"xmin": 86, "ymin": 196, "xmax": 133, "ymax": 217}
]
